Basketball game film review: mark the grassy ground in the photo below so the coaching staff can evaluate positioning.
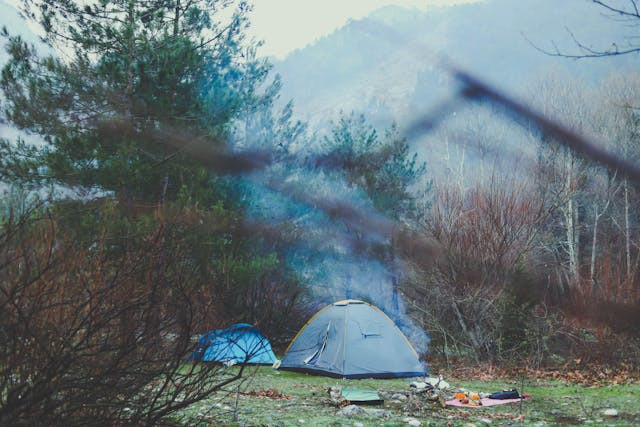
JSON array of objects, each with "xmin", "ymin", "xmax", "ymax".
[{"xmin": 175, "ymin": 366, "xmax": 640, "ymax": 426}]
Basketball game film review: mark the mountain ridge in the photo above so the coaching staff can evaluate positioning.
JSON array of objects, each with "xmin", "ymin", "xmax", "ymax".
[{"xmin": 272, "ymin": 0, "xmax": 638, "ymax": 128}]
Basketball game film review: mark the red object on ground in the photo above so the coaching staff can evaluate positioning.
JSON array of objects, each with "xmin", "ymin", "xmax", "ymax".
[{"xmin": 446, "ymin": 397, "xmax": 525, "ymax": 407}]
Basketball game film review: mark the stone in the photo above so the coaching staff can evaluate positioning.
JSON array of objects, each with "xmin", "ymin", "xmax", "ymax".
[
  {"xmin": 602, "ymin": 408, "xmax": 618, "ymax": 417},
  {"xmin": 410, "ymin": 381, "xmax": 429, "ymax": 390},
  {"xmin": 425, "ymin": 376, "xmax": 450, "ymax": 390},
  {"xmin": 365, "ymin": 408, "xmax": 389, "ymax": 417},
  {"xmin": 391, "ymin": 393, "xmax": 408, "ymax": 401},
  {"xmin": 403, "ymin": 417, "xmax": 421, "ymax": 426},
  {"xmin": 479, "ymin": 418, "xmax": 492, "ymax": 424},
  {"xmin": 339, "ymin": 405, "xmax": 365, "ymax": 417}
]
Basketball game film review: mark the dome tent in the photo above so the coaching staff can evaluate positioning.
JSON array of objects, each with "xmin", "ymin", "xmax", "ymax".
[
  {"xmin": 279, "ymin": 300, "xmax": 426, "ymax": 378},
  {"xmin": 190, "ymin": 323, "xmax": 276, "ymax": 365}
]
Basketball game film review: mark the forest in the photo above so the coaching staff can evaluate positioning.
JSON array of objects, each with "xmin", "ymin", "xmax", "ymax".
[{"xmin": 1, "ymin": 0, "xmax": 639, "ymax": 425}]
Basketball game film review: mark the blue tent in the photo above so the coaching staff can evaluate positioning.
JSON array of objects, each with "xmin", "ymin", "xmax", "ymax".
[
  {"xmin": 279, "ymin": 300, "xmax": 426, "ymax": 378},
  {"xmin": 190, "ymin": 323, "xmax": 277, "ymax": 365}
]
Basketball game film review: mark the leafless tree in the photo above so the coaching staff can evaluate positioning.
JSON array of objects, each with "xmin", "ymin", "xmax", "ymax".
[
  {"xmin": 0, "ymin": 204, "xmax": 253, "ymax": 426},
  {"xmin": 531, "ymin": 0, "xmax": 640, "ymax": 58},
  {"xmin": 406, "ymin": 175, "xmax": 550, "ymax": 362}
]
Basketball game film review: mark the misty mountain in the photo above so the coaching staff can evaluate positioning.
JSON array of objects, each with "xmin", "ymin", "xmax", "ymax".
[
  {"xmin": 2, "ymin": 0, "xmax": 636, "ymax": 178},
  {"xmin": 273, "ymin": 0, "xmax": 638, "ymax": 129}
]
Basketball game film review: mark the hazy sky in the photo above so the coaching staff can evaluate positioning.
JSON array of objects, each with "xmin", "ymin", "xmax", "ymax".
[
  {"xmin": 248, "ymin": 0, "xmax": 478, "ymax": 58},
  {"xmin": 3, "ymin": 0, "xmax": 478, "ymax": 59}
]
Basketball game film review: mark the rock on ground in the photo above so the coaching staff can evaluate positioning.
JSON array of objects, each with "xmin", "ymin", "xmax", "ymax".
[
  {"xmin": 391, "ymin": 393, "xmax": 408, "ymax": 401},
  {"xmin": 339, "ymin": 405, "xmax": 366, "ymax": 417},
  {"xmin": 403, "ymin": 417, "xmax": 421, "ymax": 426},
  {"xmin": 425, "ymin": 377, "xmax": 451, "ymax": 390},
  {"xmin": 365, "ymin": 408, "xmax": 390, "ymax": 417},
  {"xmin": 410, "ymin": 381, "xmax": 430, "ymax": 390}
]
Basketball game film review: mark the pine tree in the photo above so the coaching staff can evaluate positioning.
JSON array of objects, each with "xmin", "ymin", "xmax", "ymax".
[{"xmin": 1, "ymin": 0, "xmax": 269, "ymax": 206}]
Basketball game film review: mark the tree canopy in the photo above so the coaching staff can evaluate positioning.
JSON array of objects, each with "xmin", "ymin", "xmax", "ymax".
[{"xmin": 1, "ymin": 0, "xmax": 273, "ymax": 207}]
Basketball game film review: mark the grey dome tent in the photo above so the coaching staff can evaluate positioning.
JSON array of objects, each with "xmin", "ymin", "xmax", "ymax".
[{"xmin": 279, "ymin": 300, "xmax": 426, "ymax": 378}]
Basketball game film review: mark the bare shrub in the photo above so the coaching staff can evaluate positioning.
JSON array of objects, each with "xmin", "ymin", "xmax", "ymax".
[
  {"xmin": 0, "ymin": 206, "xmax": 248, "ymax": 425},
  {"xmin": 405, "ymin": 178, "xmax": 551, "ymax": 363}
]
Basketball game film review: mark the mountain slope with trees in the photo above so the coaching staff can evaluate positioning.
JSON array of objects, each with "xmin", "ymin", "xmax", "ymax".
[{"xmin": 273, "ymin": 0, "xmax": 637, "ymax": 127}]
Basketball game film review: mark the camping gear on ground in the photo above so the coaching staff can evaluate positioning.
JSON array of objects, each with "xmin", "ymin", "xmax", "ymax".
[
  {"xmin": 279, "ymin": 299, "xmax": 426, "ymax": 378},
  {"xmin": 189, "ymin": 323, "xmax": 277, "ymax": 365},
  {"xmin": 341, "ymin": 389, "xmax": 384, "ymax": 405},
  {"xmin": 454, "ymin": 392, "xmax": 482, "ymax": 406},
  {"xmin": 447, "ymin": 390, "xmax": 529, "ymax": 407},
  {"xmin": 446, "ymin": 397, "xmax": 524, "ymax": 407},
  {"xmin": 488, "ymin": 389, "xmax": 521, "ymax": 399}
]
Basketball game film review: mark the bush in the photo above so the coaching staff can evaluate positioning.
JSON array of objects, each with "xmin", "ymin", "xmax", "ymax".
[{"xmin": 0, "ymin": 206, "xmax": 247, "ymax": 425}]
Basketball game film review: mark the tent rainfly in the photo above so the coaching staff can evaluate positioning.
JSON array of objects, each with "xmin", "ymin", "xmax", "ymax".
[
  {"xmin": 279, "ymin": 300, "xmax": 426, "ymax": 378},
  {"xmin": 190, "ymin": 323, "xmax": 277, "ymax": 365}
]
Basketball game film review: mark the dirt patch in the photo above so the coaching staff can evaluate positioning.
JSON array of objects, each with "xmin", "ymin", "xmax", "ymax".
[
  {"xmin": 235, "ymin": 388, "xmax": 291, "ymax": 399},
  {"xmin": 553, "ymin": 415, "xmax": 583, "ymax": 424}
]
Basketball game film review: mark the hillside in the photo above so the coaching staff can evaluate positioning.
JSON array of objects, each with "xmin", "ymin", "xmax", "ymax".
[{"xmin": 273, "ymin": 0, "xmax": 637, "ymax": 128}]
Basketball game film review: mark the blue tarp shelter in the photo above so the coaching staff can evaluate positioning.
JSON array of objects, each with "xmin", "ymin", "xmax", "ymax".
[
  {"xmin": 279, "ymin": 300, "xmax": 426, "ymax": 378},
  {"xmin": 190, "ymin": 323, "xmax": 277, "ymax": 365}
]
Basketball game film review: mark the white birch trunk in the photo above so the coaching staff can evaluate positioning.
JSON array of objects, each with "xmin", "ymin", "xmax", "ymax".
[
  {"xmin": 590, "ymin": 205, "xmax": 599, "ymax": 286},
  {"xmin": 624, "ymin": 178, "xmax": 631, "ymax": 283},
  {"xmin": 563, "ymin": 154, "xmax": 579, "ymax": 287}
]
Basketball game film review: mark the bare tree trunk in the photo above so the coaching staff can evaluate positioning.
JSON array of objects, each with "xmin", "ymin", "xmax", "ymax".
[
  {"xmin": 451, "ymin": 300, "xmax": 481, "ymax": 363},
  {"xmin": 624, "ymin": 178, "xmax": 631, "ymax": 284},
  {"xmin": 590, "ymin": 205, "xmax": 599, "ymax": 289},
  {"xmin": 590, "ymin": 180, "xmax": 615, "ymax": 295},
  {"xmin": 574, "ymin": 197, "xmax": 580, "ymax": 285},
  {"xmin": 564, "ymin": 159, "xmax": 580, "ymax": 288}
]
